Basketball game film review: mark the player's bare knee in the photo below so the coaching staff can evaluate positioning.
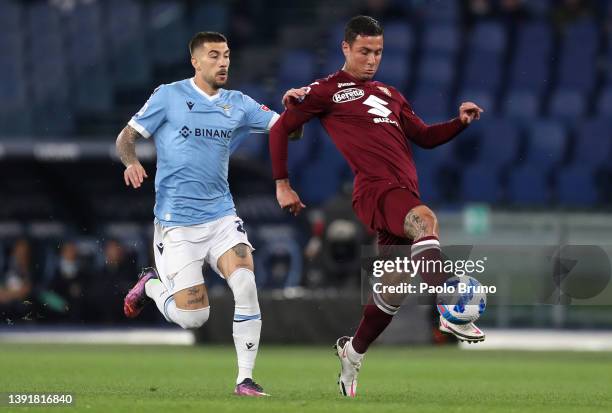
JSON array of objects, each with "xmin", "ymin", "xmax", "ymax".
[{"xmin": 403, "ymin": 206, "xmax": 438, "ymax": 240}]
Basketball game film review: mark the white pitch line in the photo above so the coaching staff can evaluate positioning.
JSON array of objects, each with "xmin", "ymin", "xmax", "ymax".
[{"xmin": 0, "ymin": 329, "xmax": 195, "ymax": 345}]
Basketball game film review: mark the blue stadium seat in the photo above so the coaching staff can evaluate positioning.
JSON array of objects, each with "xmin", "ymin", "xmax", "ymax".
[
  {"xmin": 572, "ymin": 118, "xmax": 612, "ymax": 166},
  {"xmin": 0, "ymin": 0, "xmax": 22, "ymax": 32},
  {"xmin": 0, "ymin": 68, "xmax": 26, "ymax": 110},
  {"xmin": 30, "ymin": 59, "xmax": 70, "ymax": 104},
  {"xmin": 75, "ymin": 69, "xmax": 114, "ymax": 112},
  {"xmin": 507, "ymin": 165, "xmax": 550, "ymax": 205},
  {"xmin": 239, "ymin": 83, "xmax": 270, "ymax": 107},
  {"xmin": 463, "ymin": 50, "xmax": 503, "ymax": 91},
  {"xmin": 524, "ymin": 0, "xmax": 552, "ymax": 17},
  {"xmin": 417, "ymin": 0, "xmax": 460, "ymax": 22},
  {"xmin": 30, "ymin": 104, "xmax": 75, "ymax": 136},
  {"xmin": 470, "ymin": 22, "xmax": 507, "ymax": 53},
  {"xmin": 526, "ymin": 120, "xmax": 568, "ymax": 168},
  {"xmin": 191, "ymin": 2, "xmax": 228, "ymax": 34},
  {"xmin": 509, "ymin": 22, "xmax": 552, "ymax": 93},
  {"xmin": 597, "ymin": 86, "xmax": 612, "ymax": 117},
  {"xmin": 418, "ymin": 54, "xmax": 454, "ymax": 88},
  {"xmin": 375, "ymin": 52, "xmax": 409, "ymax": 90},
  {"xmin": 461, "ymin": 164, "xmax": 502, "ymax": 204},
  {"xmin": 422, "ymin": 24, "xmax": 460, "ymax": 56},
  {"xmin": 149, "ymin": 2, "xmax": 190, "ymax": 65},
  {"xmin": 476, "ymin": 118, "xmax": 521, "ymax": 166},
  {"xmin": 111, "ymin": 41, "xmax": 153, "ymax": 89},
  {"xmin": 67, "ymin": 3, "xmax": 107, "ymax": 74},
  {"xmin": 381, "ymin": 21, "xmax": 414, "ymax": 54},
  {"xmin": 321, "ymin": 52, "xmax": 344, "ymax": 77},
  {"xmin": 328, "ymin": 21, "xmax": 345, "ymax": 46},
  {"xmin": 548, "ymin": 90, "xmax": 586, "ymax": 119},
  {"xmin": 410, "ymin": 88, "xmax": 452, "ymax": 123},
  {"xmin": 0, "ymin": 33, "xmax": 23, "ymax": 61},
  {"xmin": 278, "ymin": 50, "xmax": 316, "ymax": 85},
  {"xmin": 414, "ymin": 163, "xmax": 441, "ymax": 204},
  {"xmin": 231, "ymin": 130, "xmax": 267, "ymax": 160},
  {"xmin": 464, "ymin": 23, "xmax": 506, "ymax": 92},
  {"xmin": 556, "ymin": 166, "xmax": 598, "ymax": 206},
  {"xmin": 557, "ymin": 21, "xmax": 599, "ymax": 92},
  {"xmin": 106, "ymin": 0, "xmax": 143, "ymax": 50},
  {"xmin": 287, "ymin": 128, "xmax": 317, "ymax": 172},
  {"xmin": 503, "ymin": 90, "xmax": 540, "ymax": 121},
  {"xmin": 412, "ymin": 140, "xmax": 459, "ymax": 169},
  {"xmin": 296, "ymin": 158, "xmax": 343, "ymax": 205},
  {"xmin": 27, "ymin": 2, "xmax": 62, "ymax": 33},
  {"xmin": 0, "ymin": 109, "xmax": 31, "ymax": 136}
]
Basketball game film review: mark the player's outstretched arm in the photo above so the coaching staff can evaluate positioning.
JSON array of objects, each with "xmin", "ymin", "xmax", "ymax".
[
  {"xmin": 402, "ymin": 101, "xmax": 484, "ymax": 149},
  {"xmin": 116, "ymin": 125, "xmax": 148, "ymax": 189},
  {"xmin": 282, "ymin": 88, "xmax": 309, "ymax": 141},
  {"xmin": 269, "ymin": 112, "xmax": 308, "ymax": 216}
]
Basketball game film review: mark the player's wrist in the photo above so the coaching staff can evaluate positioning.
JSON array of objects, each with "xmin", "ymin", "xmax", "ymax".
[
  {"xmin": 125, "ymin": 161, "xmax": 141, "ymax": 170},
  {"xmin": 275, "ymin": 178, "xmax": 291, "ymax": 188}
]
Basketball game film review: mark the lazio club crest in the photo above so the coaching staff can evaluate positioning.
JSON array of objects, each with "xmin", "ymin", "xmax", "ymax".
[{"xmin": 217, "ymin": 103, "xmax": 232, "ymax": 115}]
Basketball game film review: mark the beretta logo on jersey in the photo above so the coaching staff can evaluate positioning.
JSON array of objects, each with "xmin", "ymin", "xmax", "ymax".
[{"xmin": 332, "ymin": 88, "xmax": 365, "ymax": 103}]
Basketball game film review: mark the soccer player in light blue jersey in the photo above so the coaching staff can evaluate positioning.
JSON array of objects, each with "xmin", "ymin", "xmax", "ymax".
[{"xmin": 117, "ymin": 32, "xmax": 301, "ymax": 397}]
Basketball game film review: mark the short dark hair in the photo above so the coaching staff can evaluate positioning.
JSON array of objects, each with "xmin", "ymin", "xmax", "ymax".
[
  {"xmin": 344, "ymin": 15, "xmax": 383, "ymax": 45},
  {"xmin": 189, "ymin": 31, "xmax": 228, "ymax": 55}
]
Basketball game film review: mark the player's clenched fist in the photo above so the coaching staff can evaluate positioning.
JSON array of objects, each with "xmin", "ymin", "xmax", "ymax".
[
  {"xmin": 124, "ymin": 162, "xmax": 148, "ymax": 188},
  {"xmin": 459, "ymin": 102, "xmax": 484, "ymax": 125},
  {"xmin": 282, "ymin": 87, "xmax": 310, "ymax": 108},
  {"xmin": 276, "ymin": 180, "xmax": 306, "ymax": 216}
]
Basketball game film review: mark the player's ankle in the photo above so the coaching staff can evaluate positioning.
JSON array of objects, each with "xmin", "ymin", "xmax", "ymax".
[
  {"xmin": 346, "ymin": 339, "xmax": 364, "ymax": 364},
  {"xmin": 237, "ymin": 367, "xmax": 253, "ymax": 384}
]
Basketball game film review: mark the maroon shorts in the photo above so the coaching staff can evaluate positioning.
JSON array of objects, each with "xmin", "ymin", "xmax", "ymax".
[{"xmin": 354, "ymin": 186, "xmax": 423, "ymax": 246}]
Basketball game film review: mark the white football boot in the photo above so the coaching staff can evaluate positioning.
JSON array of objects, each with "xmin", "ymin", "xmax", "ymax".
[
  {"xmin": 334, "ymin": 336, "xmax": 361, "ymax": 397},
  {"xmin": 439, "ymin": 316, "xmax": 485, "ymax": 343}
]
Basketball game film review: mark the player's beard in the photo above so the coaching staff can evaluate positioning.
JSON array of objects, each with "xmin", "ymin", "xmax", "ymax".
[{"xmin": 213, "ymin": 70, "xmax": 228, "ymax": 88}]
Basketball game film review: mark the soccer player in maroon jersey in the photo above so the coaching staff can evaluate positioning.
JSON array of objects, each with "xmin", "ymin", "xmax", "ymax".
[{"xmin": 271, "ymin": 16, "xmax": 484, "ymax": 397}]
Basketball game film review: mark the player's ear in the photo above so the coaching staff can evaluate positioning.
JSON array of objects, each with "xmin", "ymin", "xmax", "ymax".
[
  {"xmin": 191, "ymin": 55, "xmax": 199, "ymax": 71},
  {"xmin": 341, "ymin": 41, "xmax": 350, "ymax": 58}
]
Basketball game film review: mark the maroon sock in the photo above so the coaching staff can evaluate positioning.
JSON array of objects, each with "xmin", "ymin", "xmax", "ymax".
[
  {"xmin": 351, "ymin": 294, "xmax": 398, "ymax": 354},
  {"xmin": 411, "ymin": 235, "xmax": 451, "ymax": 286}
]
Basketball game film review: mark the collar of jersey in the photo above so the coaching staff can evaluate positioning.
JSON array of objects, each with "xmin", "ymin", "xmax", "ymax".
[
  {"xmin": 339, "ymin": 69, "xmax": 371, "ymax": 85},
  {"xmin": 190, "ymin": 78, "xmax": 223, "ymax": 102}
]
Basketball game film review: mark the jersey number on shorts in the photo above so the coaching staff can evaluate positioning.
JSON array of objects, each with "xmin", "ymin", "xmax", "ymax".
[{"xmin": 235, "ymin": 220, "xmax": 246, "ymax": 234}]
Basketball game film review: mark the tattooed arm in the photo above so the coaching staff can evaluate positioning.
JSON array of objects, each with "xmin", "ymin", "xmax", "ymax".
[{"xmin": 116, "ymin": 125, "xmax": 148, "ymax": 188}]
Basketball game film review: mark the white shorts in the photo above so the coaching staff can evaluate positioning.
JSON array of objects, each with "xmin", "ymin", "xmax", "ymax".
[{"xmin": 153, "ymin": 214, "xmax": 252, "ymax": 295}]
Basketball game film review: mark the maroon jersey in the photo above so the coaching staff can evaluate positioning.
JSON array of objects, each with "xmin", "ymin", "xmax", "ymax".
[{"xmin": 270, "ymin": 70, "xmax": 466, "ymax": 206}]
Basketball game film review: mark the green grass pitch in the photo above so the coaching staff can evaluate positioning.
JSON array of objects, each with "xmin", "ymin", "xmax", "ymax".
[{"xmin": 1, "ymin": 343, "xmax": 611, "ymax": 412}]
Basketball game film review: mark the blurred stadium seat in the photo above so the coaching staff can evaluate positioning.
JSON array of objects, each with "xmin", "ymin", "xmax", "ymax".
[
  {"xmin": 571, "ymin": 118, "xmax": 612, "ymax": 166},
  {"xmin": 509, "ymin": 22, "xmax": 552, "ymax": 94},
  {"xmin": 525, "ymin": 120, "xmax": 568, "ymax": 168},
  {"xmin": 556, "ymin": 166, "xmax": 599, "ymax": 206},
  {"xmin": 508, "ymin": 165, "xmax": 550, "ymax": 205},
  {"xmin": 556, "ymin": 21, "xmax": 599, "ymax": 93},
  {"xmin": 503, "ymin": 90, "xmax": 540, "ymax": 121},
  {"xmin": 548, "ymin": 89, "xmax": 586, "ymax": 120}
]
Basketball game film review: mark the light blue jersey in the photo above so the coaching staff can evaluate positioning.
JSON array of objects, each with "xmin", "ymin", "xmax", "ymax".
[{"xmin": 129, "ymin": 78, "xmax": 278, "ymax": 226}]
